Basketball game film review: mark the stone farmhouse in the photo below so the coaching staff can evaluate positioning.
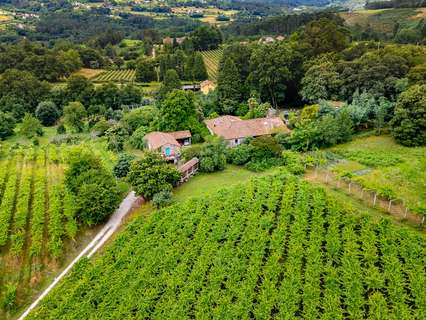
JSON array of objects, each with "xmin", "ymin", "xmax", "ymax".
[
  {"xmin": 144, "ymin": 130, "xmax": 192, "ymax": 162},
  {"xmin": 205, "ymin": 115, "xmax": 289, "ymax": 147}
]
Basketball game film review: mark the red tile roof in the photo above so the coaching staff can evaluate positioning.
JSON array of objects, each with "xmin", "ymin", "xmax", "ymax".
[
  {"xmin": 205, "ymin": 116, "xmax": 289, "ymax": 140},
  {"xmin": 144, "ymin": 132, "xmax": 180, "ymax": 150},
  {"xmin": 169, "ymin": 130, "xmax": 192, "ymax": 140}
]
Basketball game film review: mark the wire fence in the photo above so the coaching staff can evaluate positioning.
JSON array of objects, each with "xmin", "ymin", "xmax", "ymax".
[{"xmin": 306, "ymin": 165, "xmax": 425, "ymax": 228}]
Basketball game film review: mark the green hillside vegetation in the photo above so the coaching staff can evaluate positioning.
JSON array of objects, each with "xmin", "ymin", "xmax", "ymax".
[
  {"xmin": 27, "ymin": 174, "xmax": 426, "ymax": 319},
  {"xmin": 341, "ymin": 8, "xmax": 426, "ymax": 42},
  {"xmin": 330, "ymin": 135, "xmax": 426, "ymax": 215}
]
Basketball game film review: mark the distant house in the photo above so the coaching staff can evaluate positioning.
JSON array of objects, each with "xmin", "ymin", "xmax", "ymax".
[
  {"xmin": 205, "ymin": 116, "xmax": 289, "ymax": 147},
  {"xmin": 144, "ymin": 130, "xmax": 192, "ymax": 162},
  {"xmin": 200, "ymin": 80, "xmax": 216, "ymax": 94},
  {"xmin": 181, "ymin": 84, "xmax": 201, "ymax": 91},
  {"xmin": 162, "ymin": 37, "xmax": 173, "ymax": 45}
]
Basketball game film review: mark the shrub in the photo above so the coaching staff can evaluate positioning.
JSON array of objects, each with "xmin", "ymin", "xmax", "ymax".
[
  {"xmin": 19, "ymin": 113, "xmax": 43, "ymax": 138},
  {"xmin": 390, "ymin": 84, "xmax": 426, "ymax": 146},
  {"xmin": 64, "ymin": 102, "xmax": 87, "ymax": 133},
  {"xmin": 35, "ymin": 101, "xmax": 60, "ymax": 126},
  {"xmin": 199, "ymin": 138, "xmax": 227, "ymax": 173},
  {"xmin": 0, "ymin": 112, "xmax": 16, "ymax": 140},
  {"xmin": 113, "ymin": 153, "xmax": 135, "ymax": 178},
  {"xmin": 250, "ymin": 136, "xmax": 282, "ymax": 161},
  {"xmin": 1, "ymin": 283, "xmax": 17, "ymax": 311},
  {"xmin": 226, "ymin": 144, "xmax": 253, "ymax": 165},
  {"xmin": 245, "ymin": 158, "xmax": 283, "ymax": 172},
  {"xmin": 105, "ymin": 124, "xmax": 129, "ymax": 152},
  {"xmin": 128, "ymin": 152, "xmax": 180, "ymax": 199},
  {"xmin": 57, "ymin": 123, "xmax": 66, "ymax": 134},
  {"xmin": 129, "ymin": 126, "xmax": 148, "ymax": 149},
  {"xmin": 282, "ymin": 150, "xmax": 305, "ymax": 175},
  {"xmin": 152, "ymin": 189, "xmax": 174, "ymax": 209},
  {"xmin": 122, "ymin": 107, "xmax": 158, "ymax": 133},
  {"xmin": 181, "ymin": 144, "xmax": 202, "ymax": 162},
  {"xmin": 91, "ymin": 118, "xmax": 111, "ymax": 137}
]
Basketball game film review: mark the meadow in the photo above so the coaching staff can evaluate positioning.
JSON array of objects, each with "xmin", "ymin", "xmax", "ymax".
[
  {"xmin": 330, "ymin": 135, "xmax": 426, "ymax": 216},
  {"xmin": 26, "ymin": 174, "xmax": 426, "ymax": 319}
]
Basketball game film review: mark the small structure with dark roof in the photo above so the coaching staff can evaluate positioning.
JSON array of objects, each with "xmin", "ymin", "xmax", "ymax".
[
  {"xmin": 205, "ymin": 116, "xmax": 289, "ymax": 147},
  {"xmin": 178, "ymin": 157, "xmax": 199, "ymax": 184}
]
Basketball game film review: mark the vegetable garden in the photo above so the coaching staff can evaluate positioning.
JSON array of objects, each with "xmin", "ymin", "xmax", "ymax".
[
  {"xmin": 27, "ymin": 174, "xmax": 426, "ymax": 319},
  {"xmin": 201, "ymin": 49, "xmax": 223, "ymax": 81},
  {"xmin": 0, "ymin": 145, "xmax": 99, "ymax": 318},
  {"xmin": 330, "ymin": 135, "xmax": 426, "ymax": 217},
  {"xmin": 91, "ymin": 69, "xmax": 136, "ymax": 83}
]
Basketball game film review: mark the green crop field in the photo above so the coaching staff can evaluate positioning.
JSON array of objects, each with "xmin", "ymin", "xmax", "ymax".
[
  {"xmin": 91, "ymin": 69, "xmax": 136, "ymax": 83},
  {"xmin": 330, "ymin": 135, "xmax": 426, "ymax": 215},
  {"xmin": 0, "ymin": 136, "xmax": 118, "ymax": 318},
  {"xmin": 27, "ymin": 174, "xmax": 426, "ymax": 319},
  {"xmin": 201, "ymin": 49, "xmax": 223, "ymax": 81}
]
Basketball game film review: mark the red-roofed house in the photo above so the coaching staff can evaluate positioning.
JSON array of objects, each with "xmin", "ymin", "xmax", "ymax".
[
  {"xmin": 144, "ymin": 130, "xmax": 192, "ymax": 162},
  {"xmin": 205, "ymin": 116, "xmax": 289, "ymax": 147}
]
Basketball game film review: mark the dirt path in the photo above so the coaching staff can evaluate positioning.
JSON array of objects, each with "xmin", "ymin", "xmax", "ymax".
[
  {"xmin": 17, "ymin": 191, "xmax": 139, "ymax": 320},
  {"xmin": 304, "ymin": 169, "xmax": 424, "ymax": 228}
]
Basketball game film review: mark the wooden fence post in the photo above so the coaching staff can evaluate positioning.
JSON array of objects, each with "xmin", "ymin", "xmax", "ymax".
[
  {"xmin": 373, "ymin": 193, "xmax": 377, "ymax": 206},
  {"xmin": 325, "ymin": 172, "xmax": 329, "ymax": 183},
  {"xmin": 388, "ymin": 199, "xmax": 393, "ymax": 212},
  {"xmin": 404, "ymin": 207, "xmax": 408, "ymax": 218},
  {"xmin": 348, "ymin": 182, "xmax": 352, "ymax": 193}
]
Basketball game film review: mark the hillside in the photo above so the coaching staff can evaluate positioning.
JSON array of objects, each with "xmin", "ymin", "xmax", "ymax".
[{"xmin": 27, "ymin": 174, "xmax": 426, "ymax": 319}]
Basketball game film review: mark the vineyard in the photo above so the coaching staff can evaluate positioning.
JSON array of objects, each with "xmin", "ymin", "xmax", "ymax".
[
  {"xmin": 0, "ymin": 143, "xmax": 115, "ymax": 318},
  {"xmin": 91, "ymin": 69, "xmax": 136, "ymax": 83},
  {"xmin": 201, "ymin": 49, "xmax": 223, "ymax": 81},
  {"xmin": 27, "ymin": 174, "xmax": 426, "ymax": 319}
]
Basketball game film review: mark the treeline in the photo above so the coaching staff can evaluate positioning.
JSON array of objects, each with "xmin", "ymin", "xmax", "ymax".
[
  {"xmin": 365, "ymin": 0, "xmax": 426, "ymax": 9},
  {"xmin": 223, "ymin": 12, "xmax": 343, "ymax": 36},
  {"xmin": 18, "ymin": 11, "xmax": 201, "ymax": 44}
]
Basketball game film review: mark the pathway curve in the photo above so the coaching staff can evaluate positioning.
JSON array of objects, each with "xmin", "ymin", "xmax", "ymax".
[{"xmin": 18, "ymin": 191, "xmax": 139, "ymax": 320}]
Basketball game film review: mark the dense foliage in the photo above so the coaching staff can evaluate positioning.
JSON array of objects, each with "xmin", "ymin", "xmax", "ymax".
[{"xmin": 26, "ymin": 174, "xmax": 426, "ymax": 319}]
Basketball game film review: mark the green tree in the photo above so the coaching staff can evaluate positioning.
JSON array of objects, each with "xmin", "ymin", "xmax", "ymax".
[
  {"xmin": 157, "ymin": 69, "xmax": 182, "ymax": 102},
  {"xmin": 122, "ymin": 106, "xmax": 159, "ymax": 133},
  {"xmin": 158, "ymin": 90, "xmax": 199, "ymax": 132},
  {"xmin": 35, "ymin": 101, "xmax": 60, "ymax": 126},
  {"xmin": 244, "ymin": 98, "xmax": 270, "ymax": 119},
  {"xmin": 0, "ymin": 112, "xmax": 15, "ymax": 140},
  {"xmin": 19, "ymin": 113, "xmax": 43, "ymax": 138},
  {"xmin": 407, "ymin": 63, "xmax": 426, "ymax": 85},
  {"xmin": 190, "ymin": 53, "xmax": 208, "ymax": 81},
  {"xmin": 390, "ymin": 84, "xmax": 426, "ymax": 146},
  {"xmin": 65, "ymin": 75, "xmax": 95, "ymax": 106},
  {"xmin": 64, "ymin": 101, "xmax": 87, "ymax": 133},
  {"xmin": 105, "ymin": 124, "xmax": 129, "ymax": 152},
  {"xmin": 190, "ymin": 26, "xmax": 222, "ymax": 51},
  {"xmin": 135, "ymin": 58, "xmax": 157, "ymax": 82},
  {"xmin": 128, "ymin": 152, "xmax": 180, "ymax": 199},
  {"xmin": 129, "ymin": 126, "xmax": 148, "ymax": 150},
  {"xmin": 199, "ymin": 137, "xmax": 227, "ymax": 173},
  {"xmin": 217, "ymin": 57, "xmax": 241, "ymax": 114},
  {"xmin": 113, "ymin": 153, "xmax": 135, "ymax": 178}
]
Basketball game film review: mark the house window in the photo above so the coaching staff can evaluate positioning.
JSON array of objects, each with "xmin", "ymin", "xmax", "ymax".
[{"xmin": 234, "ymin": 139, "xmax": 238, "ymax": 144}]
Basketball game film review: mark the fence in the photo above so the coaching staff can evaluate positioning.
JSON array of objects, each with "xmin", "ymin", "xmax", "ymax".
[{"xmin": 306, "ymin": 166, "xmax": 425, "ymax": 228}]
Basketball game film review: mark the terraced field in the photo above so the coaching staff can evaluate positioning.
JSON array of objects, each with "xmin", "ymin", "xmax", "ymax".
[{"xmin": 201, "ymin": 49, "xmax": 223, "ymax": 81}]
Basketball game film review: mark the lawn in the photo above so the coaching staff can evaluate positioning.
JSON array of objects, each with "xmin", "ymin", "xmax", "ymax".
[
  {"xmin": 173, "ymin": 165, "xmax": 281, "ymax": 202},
  {"xmin": 330, "ymin": 135, "xmax": 426, "ymax": 215}
]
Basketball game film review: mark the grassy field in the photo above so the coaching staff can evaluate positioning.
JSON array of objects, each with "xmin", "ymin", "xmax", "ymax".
[{"xmin": 330, "ymin": 135, "xmax": 426, "ymax": 215}]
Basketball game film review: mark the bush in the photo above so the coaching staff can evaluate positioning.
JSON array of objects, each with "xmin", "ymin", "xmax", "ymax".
[
  {"xmin": 250, "ymin": 136, "xmax": 282, "ymax": 161},
  {"xmin": 91, "ymin": 118, "xmax": 111, "ymax": 137},
  {"xmin": 35, "ymin": 101, "xmax": 60, "ymax": 126},
  {"xmin": 113, "ymin": 153, "xmax": 135, "ymax": 178},
  {"xmin": 245, "ymin": 158, "xmax": 283, "ymax": 172},
  {"xmin": 105, "ymin": 124, "xmax": 129, "ymax": 152},
  {"xmin": 1, "ymin": 283, "xmax": 17, "ymax": 311},
  {"xmin": 199, "ymin": 138, "xmax": 227, "ymax": 173},
  {"xmin": 57, "ymin": 123, "xmax": 66, "ymax": 134},
  {"xmin": 390, "ymin": 84, "xmax": 426, "ymax": 146},
  {"xmin": 226, "ymin": 144, "xmax": 253, "ymax": 165},
  {"xmin": 122, "ymin": 107, "xmax": 158, "ymax": 133},
  {"xmin": 0, "ymin": 112, "xmax": 16, "ymax": 140},
  {"xmin": 282, "ymin": 150, "xmax": 305, "ymax": 175},
  {"xmin": 128, "ymin": 152, "xmax": 180, "ymax": 199},
  {"xmin": 129, "ymin": 126, "xmax": 148, "ymax": 149},
  {"xmin": 152, "ymin": 189, "xmax": 174, "ymax": 209},
  {"xmin": 181, "ymin": 144, "xmax": 202, "ymax": 162},
  {"xmin": 64, "ymin": 147, "xmax": 121, "ymax": 226},
  {"xmin": 19, "ymin": 113, "xmax": 43, "ymax": 138},
  {"xmin": 64, "ymin": 102, "xmax": 87, "ymax": 133}
]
